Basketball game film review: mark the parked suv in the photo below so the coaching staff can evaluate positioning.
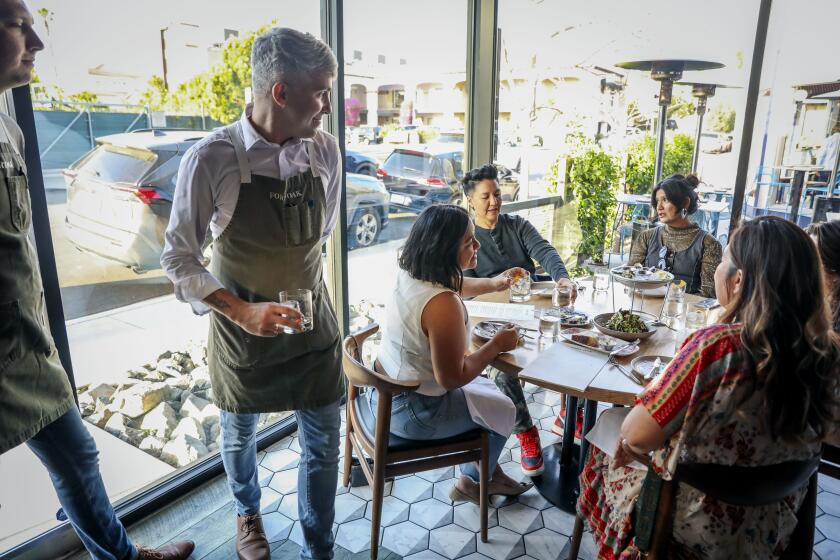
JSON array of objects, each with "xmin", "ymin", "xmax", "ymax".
[
  {"xmin": 64, "ymin": 129, "xmax": 389, "ymax": 272},
  {"xmin": 377, "ymin": 143, "xmax": 519, "ymax": 213}
]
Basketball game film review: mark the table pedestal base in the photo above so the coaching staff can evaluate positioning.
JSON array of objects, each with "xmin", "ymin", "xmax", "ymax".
[{"xmin": 533, "ymin": 442, "xmax": 580, "ymax": 512}]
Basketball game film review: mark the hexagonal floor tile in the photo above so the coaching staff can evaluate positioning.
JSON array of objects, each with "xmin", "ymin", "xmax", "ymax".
[
  {"xmin": 541, "ymin": 507, "xmax": 576, "ymax": 537},
  {"xmin": 527, "ymin": 402, "xmax": 554, "ymax": 420},
  {"xmin": 417, "ymin": 466, "xmax": 456, "ymax": 483},
  {"xmin": 505, "ymin": 434, "xmax": 520, "ymax": 450},
  {"xmin": 433, "ymin": 478, "xmax": 457, "ymax": 504},
  {"xmin": 289, "ymin": 436, "xmax": 302, "ymax": 453},
  {"xmin": 475, "ymin": 526, "xmax": 524, "ymax": 559},
  {"xmin": 409, "ymin": 498, "xmax": 454, "ymax": 530},
  {"xmin": 500, "ymin": 461, "xmax": 528, "ymax": 485},
  {"xmin": 816, "ymin": 513, "xmax": 840, "ymax": 544},
  {"xmin": 524, "ymin": 527, "xmax": 568, "ymax": 560},
  {"xmin": 382, "ymin": 520, "xmax": 430, "ymax": 557},
  {"xmin": 335, "ymin": 480, "xmax": 350, "ymax": 495},
  {"xmin": 268, "ymin": 469, "xmax": 298, "ymax": 494},
  {"xmin": 349, "ymin": 479, "xmax": 393, "ymax": 501},
  {"xmin": 277, "ymin": 492, "xmax": 299, "ymax": 520},
  {"xmin": 819, "ymin": 474, "xmax": 840, "ymax": 495},
  {"xmin": 334, "ymin": 492, "xmax": 367, "ymax": 523},
  {"xmin": 365, "ymin": 495, "xmax": 410, "ymax": 527},
  {"xmin": 517, "ymin": 487, "xmax": 552, "ymax": 511},
  {"xmin": 498, "ymin": 503, "xmax": 543, "ymax": 534},
  {"xmin": 404, "ymin": 551, "xmax": 448, "ymax": 560},
  {"xmin": 510, "ymin": 446, "xmax": 522, "ymax": 464},
  {"xmin": 257, "ymin": 465, "xmax": 273, "ymax": 486},
  {"xmin": 453, "ymin": 502, "xmax": 498, "ymax": 533},
  {"xmin": 818, "ymin": 491, "xmax": 840, "ymax": 517},
  {"xmin": 262, "ymin": 511, "xmax": 294, "ymax": 543},
  {"xmin": 335, "ymin": 517, "xmax": 375, "ymax": 554},
  {"xmin": 532, "ymin": 391, "xmax": 563, "ymax": 407},
  {"xmin": 538, "ymin": 429, "xmax": 561, "ymax": 447},
  {"xmin": 259, "ymin": 487, "xmax": 282, "ymax": 513},
  {"xmin": 538, "ymin": 416, "xmax": 559, "ymax": 433},
  {"xmin": 266, "ymin": 436, "xmax": 293, "ymax": 451},
  {"xmin": 497, "ymin": 448, "xmax": 513, "ymax": 464},
  {"xmin": 261, "ymin": 448, "xmax": 300, "ymax": 472},
  {"xmin": 523, "ymin": 383, "xmax": 540, "ymax": 394},
  {"xmin": 457, "ymin": 555, "xmax": 493, "ymax": 560},
  {"xmin": 429, "ymin": 523, "xmax": 477, "ymax": 559},
  {"xmin": 392, "ymin": 476, "xmax": 434, "ymax": 504}
]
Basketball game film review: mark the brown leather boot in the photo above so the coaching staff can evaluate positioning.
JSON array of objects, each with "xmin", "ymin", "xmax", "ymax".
[
  {"xmin": 136, "ymin": 540, "xmax": 195, "ymax": 559},
  {"xmin": 236, "ymin": 512, "xmax": 270, "ymax": 560}
]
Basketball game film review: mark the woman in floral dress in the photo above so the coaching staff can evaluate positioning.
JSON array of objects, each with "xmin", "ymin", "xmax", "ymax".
[{"xmin": 578, "ymin": 216, "xmax": 840, "ymax": 559}]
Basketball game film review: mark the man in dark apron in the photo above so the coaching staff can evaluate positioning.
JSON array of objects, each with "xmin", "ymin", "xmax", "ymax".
[
  {"xmin": 161, "ymin": 28, "xmax": 343, "ymax": 560},
  {"xmin": 0, "ymin": 1, "xmax": 193, "ymax": 558}
]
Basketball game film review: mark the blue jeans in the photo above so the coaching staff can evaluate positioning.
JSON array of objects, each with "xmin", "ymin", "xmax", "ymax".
[
  {"xmin": 220, "ymin": 399, "xmax": 340, "ymax": 560},
  {"xmin": 367, "ymin": 389, "xmax": 507, "ymax": 482},
  {"xmin": 26, "ymin": 407, "xmax": 137, "ymax": 560}
]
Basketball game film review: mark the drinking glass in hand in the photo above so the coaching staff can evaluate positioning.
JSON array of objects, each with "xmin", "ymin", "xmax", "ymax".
[
  {"xmin": 509, "ymin": 271, "xmax": 531, "ymax": 302},
  {"xmin": 552, "ymin": 285, "xmax": 572, "ymax": 308},
  {"xmin": 278, "ymin": 289, "xmax": 314, "ymax": 333}
]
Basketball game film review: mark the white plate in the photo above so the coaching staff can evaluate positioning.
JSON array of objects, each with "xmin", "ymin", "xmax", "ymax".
[
  {"xmin": 530, "ymin": 281, "xmax": 555, "ymax": 298},
  {"xmin": 472, "ymin": 321, "xmax": 531, "ymax": 342},
  {"xmin": 610, "ymin": 265, "xmax": 674, "ymax": 289},
  {"xmin": 558, "ymin": 327, "xmax": 639, "ymax": 356}
]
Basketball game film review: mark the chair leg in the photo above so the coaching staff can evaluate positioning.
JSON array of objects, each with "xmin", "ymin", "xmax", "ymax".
[
  {"xmin": 342, "ymin": 418, "xmax": 353, "ymax": 488},
  {"xmin": 479, "ymin": 432, "xmax": 489, "ymax": 543},
  {"xmin": 567, "ymin": 514, "xmax": 584, "ymax": 559},
  {"xmin": 369, "ymin": 462, "xmax": 385, "ymax": 560}
]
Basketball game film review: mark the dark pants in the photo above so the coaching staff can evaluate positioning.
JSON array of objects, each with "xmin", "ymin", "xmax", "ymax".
[{"xmin": 486, "ymin": 366, "xmax": 534, "ymax": 434}]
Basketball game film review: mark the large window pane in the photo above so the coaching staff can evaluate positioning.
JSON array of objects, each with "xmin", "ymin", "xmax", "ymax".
[
  {"xmin": 343, "ymin": 0, "xmax": 469, "ymax": 343},
  {"xmin": 496, "ymin": 0, "xmax": 759, "ymax": 265},
  {"xmin": 744, "ymin": 0, "xmax": 840, "ymax": 228},
  {"xmin": 1, "ymin": 2, "xmax": 319, "ymax": 552}
]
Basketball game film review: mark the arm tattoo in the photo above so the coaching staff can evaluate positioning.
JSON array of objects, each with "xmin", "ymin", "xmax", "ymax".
[{"xmin": 204, "ymin": 291, "xmax": 231, "ymax": 312}]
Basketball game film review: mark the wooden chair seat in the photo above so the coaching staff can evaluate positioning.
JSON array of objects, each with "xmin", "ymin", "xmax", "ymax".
[{"xmin": 352, "ymin": 395, "xmax": 484, "ymax": 452}]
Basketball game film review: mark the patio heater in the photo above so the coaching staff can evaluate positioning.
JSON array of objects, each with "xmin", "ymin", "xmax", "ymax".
[
  {"xmin": 677, "ymin": 82, "xmax": 740, "ymax": 173},
  {"xmin": 616, "ymin": 60, "xmax": 724, "ymax": 187}
]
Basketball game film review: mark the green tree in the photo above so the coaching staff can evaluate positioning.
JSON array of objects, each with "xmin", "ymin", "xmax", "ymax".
[
  {"xmin": 139, "ymin": 75, "xmax": 169, "ymax": 111},
  {"xmin": 68, "ymin": 90, "xmax": 100, "ymax": 104},
  {"xmin": 624, "ymin": 133, "xmax": 695, "ymax": 194},
  {"xmin": 667, "ymin": 93, "xmax": 695, "ymax": 119},
  {"xmin": 569, "ymin": 146, "xmax": 620, "ymax": 263},
  {"xmin": 709, "ymin": 103, "xmax": 736, "ymax": 133}
]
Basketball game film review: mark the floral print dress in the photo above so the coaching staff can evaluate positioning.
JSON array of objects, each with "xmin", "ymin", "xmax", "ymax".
[{"xmin": 578, "ymin": 323, "xmax": 820, "ymax": 559}]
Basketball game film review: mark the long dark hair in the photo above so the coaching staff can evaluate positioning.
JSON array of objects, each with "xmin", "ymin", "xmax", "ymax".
[
  {"xmin": 651, "ymin": 173, "xmax": 700, "ymax": 215},
  {"xmin": 808, "ymin": 220, "xmax": 840, "ymax": 330},
  {"xmin": 398, "ymin": 205, "xmax": 470, "ymax": 292},
  {"xmin": 721, "ymin": 216, "xmax": 839, "ymax": 442}
]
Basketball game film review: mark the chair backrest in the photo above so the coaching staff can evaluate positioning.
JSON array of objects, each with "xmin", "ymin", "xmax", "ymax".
[
  {"xmin": 675, "ymin": 456, "xmax": 820, "ymax": 507},
  {"xmin": 342, "ymin": 323, "xmax": 421, "ymax": 394}
]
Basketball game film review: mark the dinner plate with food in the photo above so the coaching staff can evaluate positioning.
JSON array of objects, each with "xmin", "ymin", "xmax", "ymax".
[
  {"xmin": 593, "ymin": 309, "xmax": 656, "ymax": 342},
  {"xmin": 558, "ymin": 327, "xmax": 639, "ymax": 356},
  {"xmin": 610, "ymin": 263, "xmax": 674, "ymax": 289},
  {"xmin": 472, "ymin": 320, "xmax": 534, "ymax": 342}
]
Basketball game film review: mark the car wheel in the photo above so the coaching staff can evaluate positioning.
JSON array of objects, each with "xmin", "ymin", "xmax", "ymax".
[
  {"xmin": 355, "ymin": 164, "xmax": 377, "ymax": 177},
  {"xmin": 348, "ymin": 207, "xmax": 380, "ymax": 249}
]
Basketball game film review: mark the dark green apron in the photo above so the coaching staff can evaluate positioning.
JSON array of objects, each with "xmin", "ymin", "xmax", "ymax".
[
  {"xmin": 206, "ymin": 123, "xmax": 343, "ymax": 413},
  {"xmin": 0, "ymin": 116, "xmax": 74, "ymax": 454}
]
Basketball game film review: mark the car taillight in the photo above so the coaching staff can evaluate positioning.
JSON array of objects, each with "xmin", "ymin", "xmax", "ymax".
[
  {"xmin": 135, "ymin": 187, "xmax": 163, "ymax": 204},
  {"xmin": 420, "ymin": 177, "xmax": 446, "ymax": 187},
  {"xmin": 376, "ymin": 167, "xmax": 387, "ymax": 178}
]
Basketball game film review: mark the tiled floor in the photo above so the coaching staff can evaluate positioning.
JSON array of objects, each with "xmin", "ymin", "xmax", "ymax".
[{"xmin": 93, "ymin": 383, "xmax": 840, "ymax": 560}]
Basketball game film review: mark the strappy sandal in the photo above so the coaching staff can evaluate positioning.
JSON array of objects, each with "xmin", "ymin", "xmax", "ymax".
[{"xmin": 448, "ymin": 478, "xmax": 534, "ymax": 505}]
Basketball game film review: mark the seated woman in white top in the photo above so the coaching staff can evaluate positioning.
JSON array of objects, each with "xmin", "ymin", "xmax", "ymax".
[{"xmin": 369, "ymin": 204, "xmax": 532, "ymax": 503}]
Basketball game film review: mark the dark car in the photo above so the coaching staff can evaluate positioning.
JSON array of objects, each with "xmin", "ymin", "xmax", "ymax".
[
  {"xmin": 63, "ymin": 130, "xmax": 389, "ymax": 272},
  {"xmin": 377, "ymin": 143, "xmax": 519, "ymax": 213},
  {"xmin": 345, "ymin": 149, "xmax": 379, "ymax": 176}
]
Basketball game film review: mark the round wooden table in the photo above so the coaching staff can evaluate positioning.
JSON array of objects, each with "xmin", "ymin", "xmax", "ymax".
[{"xmin": 470, "ymin": 280, "xmax": 710, "ymax": 511}]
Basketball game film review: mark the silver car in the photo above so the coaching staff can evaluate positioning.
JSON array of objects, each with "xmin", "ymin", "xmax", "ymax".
[{"xmin": 64, "ymin": 130, "xmax": 390, "ymax": 272}]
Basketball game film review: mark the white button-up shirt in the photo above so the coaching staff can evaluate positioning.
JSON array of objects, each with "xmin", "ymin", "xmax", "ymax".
[{"xmin": 161, "ymin": 106, "xmax": 342, "ymax": 314}]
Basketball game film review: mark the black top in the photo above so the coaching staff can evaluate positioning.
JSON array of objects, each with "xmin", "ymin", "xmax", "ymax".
[{"xmin": 464, "ymin": 214, "xmax": 569, "ymax": 281}]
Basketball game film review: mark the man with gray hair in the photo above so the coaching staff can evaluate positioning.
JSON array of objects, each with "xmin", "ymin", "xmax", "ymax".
[{"xmin": 162, "ymin": 27, "xmax": 342, "ymax": 560}]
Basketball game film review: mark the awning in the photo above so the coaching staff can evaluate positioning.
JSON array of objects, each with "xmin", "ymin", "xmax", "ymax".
[{"xmin": 794, "ymin": 79, "xmax": 840, "ymax": 99}]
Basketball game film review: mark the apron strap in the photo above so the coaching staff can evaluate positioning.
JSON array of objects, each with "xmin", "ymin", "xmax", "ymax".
[
  {"xmin": 306, "ymin": 141, "xmax": 320, "ymax": 179},
  {"xmin": 226, "ymin": 123, "xmax": 252, "ymax": 184}
]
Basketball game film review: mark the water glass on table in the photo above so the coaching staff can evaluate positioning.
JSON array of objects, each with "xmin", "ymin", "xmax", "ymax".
[
  {"xmin": 278, "ymin": 289, "xmax": 314, "ymax": 333},
  {"xmin": 593, "ymin": 272, "xmax": 610, "ymax": 294},
  {"xmin": 552, "ymin": 284, "xmax": 572, "ymax": 308},
  {"xmin": 662, "ymin": 293, "xmax": 686, "ymax": 329},
  {"xmin": 509, "ymin": 270, "xmax": 531, "ymax": 302},
  {"xmin": 538, "ymin": 309, "xmax": 561, "ymax": 339}
]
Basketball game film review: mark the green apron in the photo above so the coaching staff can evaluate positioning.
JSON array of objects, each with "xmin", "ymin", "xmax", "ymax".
[
  {"xmin": 206, "ymin": 123, "xmax": 343, "ymax": 413},
  {"xmin": 0, "ymin": 116, "xmax": 74, "ymax": 455}
]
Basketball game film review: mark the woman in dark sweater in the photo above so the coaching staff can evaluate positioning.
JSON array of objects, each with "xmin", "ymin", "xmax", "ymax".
[{"xmin": 461, "ymin": 164, "xmax": 575, "ymax": 477}]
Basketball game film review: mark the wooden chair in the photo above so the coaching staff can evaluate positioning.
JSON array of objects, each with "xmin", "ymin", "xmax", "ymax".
[
  {"xmin": 341, "ymin": 323, "xmax": 490, "ymax": 560},
  {"xmin": 566, "ymin": 455, "xmax": 820, "ymax": 559}
]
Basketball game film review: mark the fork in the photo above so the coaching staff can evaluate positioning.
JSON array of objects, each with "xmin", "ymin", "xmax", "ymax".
[{"xmin": 608, "ymin": 355, "xmax": 645, "ymax": 386}]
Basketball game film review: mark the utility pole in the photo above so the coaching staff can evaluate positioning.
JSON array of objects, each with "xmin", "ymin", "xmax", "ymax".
[{"xmin": 160, "ymin": 27, "xmax": 169, "ymax": 90}]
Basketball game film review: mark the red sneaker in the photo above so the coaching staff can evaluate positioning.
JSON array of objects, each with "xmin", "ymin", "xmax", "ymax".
[
  {"xmin": 515, "ymin": 426, "xmax": 545, "ymax": 476},
  {"xmin": 551, "ymin": 407, "xmax": 583, "ymax": 440}
]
